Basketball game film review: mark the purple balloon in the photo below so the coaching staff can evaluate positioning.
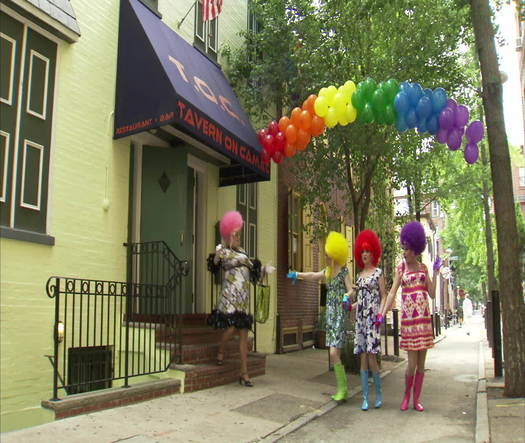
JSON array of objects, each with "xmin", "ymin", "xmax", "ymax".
[
  {"xmin": 447, "ymin": 128, "xmax": 462, "ymax": 151},
  {"xmin": 466, "ymin": 120, "xmax": 484, "ymax": 144},
  {"xmin": 446, "ymin": 99, "xmax": 457, "ymax": 110},
  {"xmin": 439, "ymin": 107, "xmax": 454, "ymax": 131},
  {"xmin": 436, "ymin": 127, "xmax": 449, "ymax": 144},
  {"xmin": 464, "ymin": 142, "xmax": 479, "ymax": 164},
  {"xmin": 454, "ymin": 105, "xmax": 470, "ymax": 128}
]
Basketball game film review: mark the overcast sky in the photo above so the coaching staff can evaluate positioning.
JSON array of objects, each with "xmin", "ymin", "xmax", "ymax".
[{"xmin": 496, "ymin": 2, "xmax": 524, "ymax": 147}]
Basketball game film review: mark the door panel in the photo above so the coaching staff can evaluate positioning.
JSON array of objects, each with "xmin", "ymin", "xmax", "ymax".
[{"xmin": 140, "ymin": 146, "xmax": 193, "ymax": 314}]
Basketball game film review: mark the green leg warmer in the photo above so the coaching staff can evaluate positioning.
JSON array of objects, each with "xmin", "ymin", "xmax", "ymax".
[{"xmin": 331, "ymin": 362, "xmax": 348, "ymax": 402}]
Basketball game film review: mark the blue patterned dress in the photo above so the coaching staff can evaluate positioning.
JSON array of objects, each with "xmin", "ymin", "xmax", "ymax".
[
  {"xmin": 325, "ymin": 267, "xmax": 349, "ymax": 348},
  {"xmin": 354, "ymin": 268, "xmax": 382, "ymax": 354}
]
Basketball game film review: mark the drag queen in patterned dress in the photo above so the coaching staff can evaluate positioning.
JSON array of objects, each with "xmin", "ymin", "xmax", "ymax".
[
  {"xmin": 382, "ymin": 221, "xmax": 441, "ymax": 411},
  {"xmin": 207, "ymin": 211, "xmax": 256, "ymax": 387},
  {"xmin": 353, "ymin": 230, "xmax": 386, "ymax": 410},
  {"xmin": 287, "ymin": 232, "xmax": 352, "ymax": 403}
]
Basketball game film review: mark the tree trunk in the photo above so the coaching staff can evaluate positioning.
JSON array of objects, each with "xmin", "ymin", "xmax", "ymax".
[{"xmin": 470, "ymin": 0, "xmax": 525, "ymax": 396}]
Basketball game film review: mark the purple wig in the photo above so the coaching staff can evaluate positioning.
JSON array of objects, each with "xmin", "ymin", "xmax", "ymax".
[{"xmin": 400, "ymin": 221, "xmax": 426, "ymax": 255}]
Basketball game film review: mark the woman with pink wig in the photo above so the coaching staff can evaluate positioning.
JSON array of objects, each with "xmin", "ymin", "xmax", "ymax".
[
  {"xmin": 381, "ymin": 221, "xmax": 441, "ymax": 412},
  {"xmin": 352, "ymin": 229, "xmax": 386, "ymax": 410},
  {"xmin": 207, "ymin": 211, "xmax": 255, "ymax": 387}
]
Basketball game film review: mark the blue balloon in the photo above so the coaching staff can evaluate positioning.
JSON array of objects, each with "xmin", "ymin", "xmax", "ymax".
[
  {"xmin": 431, "ymin": 88, "xmax": 448, "ymax": 114},
  {"xmin": 406, "ymin": 109, "xmax": 418, "ymax": 128},
  {"xmin": 423, "ymin": 88, "xmax": 433, "ymax": 100},
  {"xmin": 416, "ymin": 96, "xmax": 432, "ymax": 120},
  {"xmin": 417, "ymin": 122, "xmax": 427, "ymax": 134},
  {"xmin": 400, "ymin": 81, "xmax": 410, "ymax": 92},
  {"xmin": 394, "ymin": 92, "xmax": 409, "ymax": 114},
  {"xmin": 395, "ymin": 114, "xmax": 408, "ymax": 132},
  {"xmin": 407, "ymin": 83, "xmax": 423, "ymax": 107},
  {"xmin": 427, "ymin": 115, "xmax": 439, "ymax": 134}
]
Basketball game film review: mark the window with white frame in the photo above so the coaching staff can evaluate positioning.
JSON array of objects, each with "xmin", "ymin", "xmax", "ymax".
[
  {"xmin": 0, "ymin": 11, "xmax": 57, "ymax": 237},
  {"xmin": 431, "ymin": 201, "xmax": 440, "ymax": 218},
  {"xmin": 194, "ymin": 0, "xmax": 218, "ymax": 61},
  {"xmin": 237, "ymin": 183, "xmax": 257, "ymax": 259}
]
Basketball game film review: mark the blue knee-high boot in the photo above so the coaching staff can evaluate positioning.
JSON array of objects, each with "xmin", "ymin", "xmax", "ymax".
[
  {"xmin": 360, "ymin": 370, "xmax": 369, "ymax": 411},
  {"xmin": 372, "ymin": 372, "xmax": 382, "ymax": 408}
]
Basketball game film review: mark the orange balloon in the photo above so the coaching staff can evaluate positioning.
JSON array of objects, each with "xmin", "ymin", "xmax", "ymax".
[
  {"xmin": 299, "ymin": 110, "xmax": 312, "ymax": 131},
  {"xmin": 302, "ymin": 94, "xmax": 317, "ymax": 115},
  {"xmin": 285, "ymin": 124, "xmax": 298, "ymax": 144},
  {"xmin": 310, "ymin": 115, "xmax": 326, "ymax": 137},
  {"xmin": 296, "ymin": 128, "xmax": 311, "ymax": 151},
  {"xmin": 284, "ymin": 143, "xmax": 297, "ymax": 157},
  {"xmin": 278, "ymin": 116, "xmax": 290, "ymax": 133},
  {"xmin": 290, "ymin": 107, "xmax": 302, "ymax": 127}
]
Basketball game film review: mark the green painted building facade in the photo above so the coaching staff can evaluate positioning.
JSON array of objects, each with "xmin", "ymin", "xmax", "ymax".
[{"xmin": 0, "ymin": 0, "xmax": 278, "ymax": 432}]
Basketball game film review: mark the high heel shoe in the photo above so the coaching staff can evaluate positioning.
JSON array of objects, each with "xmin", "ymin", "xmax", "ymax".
[{"xmin": 239, "ymin": 375, "xmax": 254, "ymax": 387}]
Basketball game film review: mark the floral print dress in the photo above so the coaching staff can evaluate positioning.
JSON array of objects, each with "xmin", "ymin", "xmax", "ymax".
[
  {"xmin": 207, "ymin": 246, "xmax": 253, "ymax": 330},
  {"xmin": 354, "ymin": 268, "xmax": 382, "ymax": 355},
  {"xmin": 325, "ymin": 267, "xmax": 349, "ymax": 348}
]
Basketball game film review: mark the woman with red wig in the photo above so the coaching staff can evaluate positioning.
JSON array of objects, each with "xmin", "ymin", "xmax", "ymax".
[
  {"xmin": 381, "ymin": 221, "xmax": 441, "ymax": 411},
  {"xmin": 352, "ymin": 229, "xmax": 387, "ymax": 411},
  {"xmin": 207, "ymin": 211, "xmax": 256, "ymax": 387}
]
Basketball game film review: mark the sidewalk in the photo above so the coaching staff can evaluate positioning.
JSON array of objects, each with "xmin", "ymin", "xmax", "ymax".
[
  {"xmin": 2, "ymin": 339, "xmax": 406, "ymax": 442},
  {"xmin": 478, "ymin": 335, "xmax": 525, "ymax": 443}
]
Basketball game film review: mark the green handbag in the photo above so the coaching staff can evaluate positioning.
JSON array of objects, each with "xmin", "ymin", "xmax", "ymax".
[{"xmin": 255, "ymin": 285, "xmax": 270, "ymax": 323}]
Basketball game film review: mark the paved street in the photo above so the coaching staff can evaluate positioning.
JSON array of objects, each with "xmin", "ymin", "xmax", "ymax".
[{"xmin": 281, "ymin": 317, "xmax": 484, "ymax": 443}]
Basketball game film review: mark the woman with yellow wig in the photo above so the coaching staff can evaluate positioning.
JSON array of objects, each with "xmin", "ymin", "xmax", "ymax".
[{"xmin": 287, "ymin": 231, "xmax": 352, "ymax": 403}]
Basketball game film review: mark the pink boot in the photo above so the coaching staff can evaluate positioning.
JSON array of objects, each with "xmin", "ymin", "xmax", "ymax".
[
  {"xmin": 400, "ymin": 374, "xmax": 414, "ymax": 411},
  {"xmin": 413, "ymin": 371, "xmax": 425, "ymax": 411}
]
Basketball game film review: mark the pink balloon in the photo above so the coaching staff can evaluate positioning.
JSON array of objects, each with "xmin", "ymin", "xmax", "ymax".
[
  {"xmin": 466, "ymin": 120, "xmax": 484, "ymax": 144},
  {"xmin": 447, "ymin": 128, "xmax": 462, "ymax": 151},
  {"xmin": 435, "ymin": 127, "xmax": 449, "ymax": 144},
  {"xmin": 464, "ymin": 142, "xmax": 479, "ymax": 164}
]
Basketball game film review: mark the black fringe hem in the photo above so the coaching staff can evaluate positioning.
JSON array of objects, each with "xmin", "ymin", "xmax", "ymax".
[{"xmin": 206, "ymin": 309, "xmax": 253, "ymax": 330}]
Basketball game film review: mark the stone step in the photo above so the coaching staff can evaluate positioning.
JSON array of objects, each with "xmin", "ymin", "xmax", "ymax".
[
  {"xmin": 172, "ymin": 352, "xmax": 266, "ymax": 393},
  {"xmin": 169, "ymin": 336, "xmax": 254, "ymax": 365}
]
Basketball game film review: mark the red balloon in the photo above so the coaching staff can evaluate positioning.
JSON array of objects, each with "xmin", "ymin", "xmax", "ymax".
[
  {"xmin": 275, "ymin": 131, "xmax": 286, "ymax": 152},
  {"xmin": 261, "ymin": 150, "xmax": 271, "ymax": 164},
  {"xmin": 272, "ymin": 151, "xmax": 283, "ymax": 164},
  {"xmin": 268, "ymin": 120, "xmax": 279, "ymax": 136},
  {"xmin": 257, "ymin": 128, "xmax": 268, "ymax": 145},
  {"xmin": 263, "ymin": 134, "xmax": 275, "ymax": 155}
]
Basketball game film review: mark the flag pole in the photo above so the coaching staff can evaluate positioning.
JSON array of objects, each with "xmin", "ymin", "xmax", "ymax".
[{"xmin": 177, "ymin": 0, "xmax": 197, "ymax": 29}]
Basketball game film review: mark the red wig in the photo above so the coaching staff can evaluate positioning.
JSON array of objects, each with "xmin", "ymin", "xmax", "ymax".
[{"xmin": 354, "ymin": 229, "xmax": 382, "ymax": 269}]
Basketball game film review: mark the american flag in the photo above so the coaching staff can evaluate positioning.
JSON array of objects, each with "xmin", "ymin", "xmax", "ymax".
[{"xmin": 202, "ymin": 0, "xmax": 223, "ymax": 22}]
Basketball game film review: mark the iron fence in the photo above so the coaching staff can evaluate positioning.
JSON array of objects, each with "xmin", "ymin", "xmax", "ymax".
[{"xmin": 46, "ymin": 241, "xmax": 188, "ymax": 400}]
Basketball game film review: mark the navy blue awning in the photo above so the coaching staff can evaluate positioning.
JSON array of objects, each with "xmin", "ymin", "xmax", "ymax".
[{"xmin": 114, "ymin": 0, "xmax": 270, "ymax": 185}]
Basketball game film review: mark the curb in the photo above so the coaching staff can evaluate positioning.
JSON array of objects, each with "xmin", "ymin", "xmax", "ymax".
[
  {"xmin": 475, "ymin": 341, "xmax": 490, "ymax": 443},
  {"xmin": 257, "ymin": 359, "xmax": 408, "ymax": 443}
]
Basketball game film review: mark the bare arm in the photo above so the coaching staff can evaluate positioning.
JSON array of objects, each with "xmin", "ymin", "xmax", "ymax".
[
  {"xmin": 382, "ymin": 267, "xmax": 402, "ymax": 316},
  {"xmin": 296, "ymin": 270, "xmax": 325, "ymax": 282},
  {"xmin": 378, "ymin": 274, "xmax": 387, "ymax": 314},
  {"xmin": 425, "ymin": 265, "xmax": 437, "ymax": 299}
]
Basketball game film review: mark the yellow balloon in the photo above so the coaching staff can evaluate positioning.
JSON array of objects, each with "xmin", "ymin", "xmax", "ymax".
[
  {"xmin": 332, "ymin": 92, "xmax": 347, "ymax": 115},
  {"xmin": 345, "ymin": 103, "xmax": 357, "ymax": 123},
  {"xmin": 338, "ymin": 115, "xmax": 349, "ymax": 126},
  {"xmin": 318, "ymin": 87, "xmax": 329, "ymax": 98},
  {"xmin": 314, "ymin": 96, "xmax": 329, "ymax": 117},
  {"xmin": 325, "ymin": 85, "xmax": 337, "ymax": 106},
  {"xmin": 325, "ymin": 107, "xmax": 338, "ymax": 128},
  {"xmin": 343, "ymin": 80, "xmax": 356, "ymax": 96}
]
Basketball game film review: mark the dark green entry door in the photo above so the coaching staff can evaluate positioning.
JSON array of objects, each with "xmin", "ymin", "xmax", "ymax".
[{"xmin": 140, "ymin": 146, "xmax": 194, "ymax": 314}]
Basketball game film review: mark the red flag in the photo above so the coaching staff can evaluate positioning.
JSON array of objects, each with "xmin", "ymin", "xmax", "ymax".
[{"xmin": 203, "ymin": 0, "xmax": 223, "ymax": 22}]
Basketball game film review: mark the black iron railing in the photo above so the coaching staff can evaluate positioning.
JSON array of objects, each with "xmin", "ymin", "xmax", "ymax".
[{"xmin": 46, "ymin": 241, "xmax": 188, "ymax": 401}]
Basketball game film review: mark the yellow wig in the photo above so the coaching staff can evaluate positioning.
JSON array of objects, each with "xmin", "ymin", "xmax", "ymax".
[{"xmin": 324, "ymin": 231, "xmax": 348, "ymax": 279}]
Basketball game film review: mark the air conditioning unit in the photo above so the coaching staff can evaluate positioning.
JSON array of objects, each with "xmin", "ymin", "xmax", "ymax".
[{"xmin": 517, "ymin": 37, "xmax": 523, "ymax": 52}]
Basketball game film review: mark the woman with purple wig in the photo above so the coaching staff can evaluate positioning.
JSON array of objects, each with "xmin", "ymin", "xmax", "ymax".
[{"xmin": 381, "ymin": 221, "xmax": 441, "ymax": 412}]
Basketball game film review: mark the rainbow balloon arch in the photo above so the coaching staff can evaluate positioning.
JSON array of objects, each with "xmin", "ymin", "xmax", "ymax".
[{"xmin": 257, "ymin": 79, "xmax": 485, "ymax": 165}]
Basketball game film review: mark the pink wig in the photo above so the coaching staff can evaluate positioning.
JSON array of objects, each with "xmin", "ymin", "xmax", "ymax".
[
  {"xmin": 219, "ymin": 210, "xmax": 244, "ymax": 241},
  {"xmin": 354, "ymin": 230, "xmax": 382, "ymax": 269}
]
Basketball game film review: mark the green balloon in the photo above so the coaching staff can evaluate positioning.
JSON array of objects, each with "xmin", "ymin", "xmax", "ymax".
[
  {"xmin": 385, "ymin": 78, "xmax": 399, "ymax": 103},
  {"xmin": 371, "ymin": 88, "xmax": 386, "ymax": 115},
  {"xmin": 384, "ymin": 104, "xmax": 397, "ymax": 125},
  {"xmin": 352, "ymin": 87, "xmax": 366, "ymax": 112},
  {"xmin": 363, "ymin": 78, "xmax": 377, "ymax": 101},
  {"xmin": 360, "ymin": 103, "xmax": 375, "ymax": 124}
]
